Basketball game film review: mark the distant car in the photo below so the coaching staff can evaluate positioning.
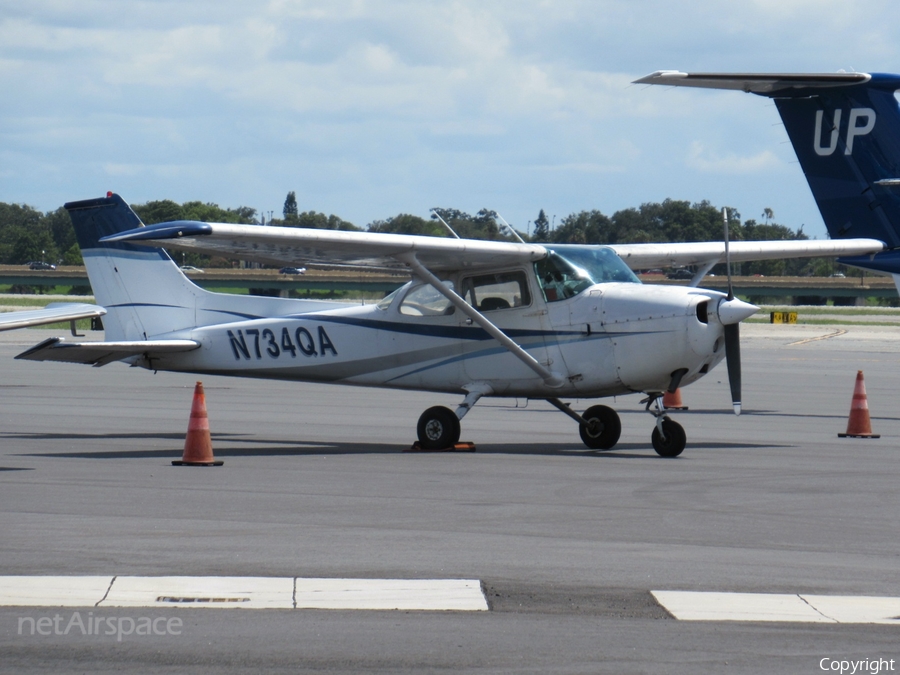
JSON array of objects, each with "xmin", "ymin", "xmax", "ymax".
[
  {"xmin": 829, "ymin": 272, "xmax": 846, "ymax": 278},
  {"xmin": 180, "ymin": 265, "xmax": 204, "ymax": 273},
  {"xmin": 666, "ymin": 269, "xmax": 693, "ymax": 280},
  {"xmin": 279, "ymin": 267, "xmax": 306, "ymax": 275},
  {"xmin": 28, "ymin": 261, "xmax": 56, "ymax": 270}
]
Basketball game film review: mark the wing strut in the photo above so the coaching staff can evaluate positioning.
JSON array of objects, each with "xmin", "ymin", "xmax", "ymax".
[{"xmin": 398, "ymin": 253, "xmax": 564, "ymax": 388}]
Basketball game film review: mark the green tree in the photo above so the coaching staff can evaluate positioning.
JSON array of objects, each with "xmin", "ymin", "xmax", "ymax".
[
  {"xmin": 368, "ymin": 214, "xmax": 445, "ymax": 236},
  {"xmin": 532, "ymin": 209, "xmax": 550, "ymax": 241},
  {"xmin": 283, "ymin": 191, "xmax": 298, "ymax": 219},
  {"xmin": 0, "ymin": 203, "xmax": 59, "ymax": 265},
  {"xmin": 551, "ymin": 210, "xmax": 615, "ymax": 244}
]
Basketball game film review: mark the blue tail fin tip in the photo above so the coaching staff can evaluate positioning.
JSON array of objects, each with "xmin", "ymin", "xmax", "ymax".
[{"xmin": 65, "ymin": 193, "xmax": 152, "ymax": 252}]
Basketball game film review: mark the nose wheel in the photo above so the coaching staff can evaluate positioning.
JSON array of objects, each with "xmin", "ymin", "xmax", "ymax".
[
  {"xmin": 645, "ymin": 394, "xmax": 686, "ymax": 457},
  {"xmin": 651, "ymin": 419, "xmax": 686, "ymax": 457}
]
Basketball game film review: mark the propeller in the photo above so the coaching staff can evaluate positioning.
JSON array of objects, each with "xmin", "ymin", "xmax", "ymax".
[{"xmin": 721, "ymin": 207, "xmax": 748, "ymax": 416}]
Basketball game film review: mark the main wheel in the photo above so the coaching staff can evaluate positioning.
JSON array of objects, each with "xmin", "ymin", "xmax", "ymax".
[
  {"xmin": 579, "ymin": 405, "xmax": 622, "ymax": 450},
  {"xmin": 651, "ymin": 419, "xmax": 686, "ymax": 458},
  {"xmin": 417, "ymin": 406, "xmax": 461, "ymax": 450}
]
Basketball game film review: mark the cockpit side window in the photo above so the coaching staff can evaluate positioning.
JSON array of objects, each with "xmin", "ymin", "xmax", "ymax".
[
  {"xmin": 461, "ymin": 271, "xmax": 531, "ymax": 311},
  {"xmin": 376, "ymin": 286, "xmax": 403, "ymax": 311}
]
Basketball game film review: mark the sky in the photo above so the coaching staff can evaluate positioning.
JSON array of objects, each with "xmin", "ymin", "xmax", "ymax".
[{"xmin": 3, "ymin": 0, "xmax": 900, "ymax": 239}]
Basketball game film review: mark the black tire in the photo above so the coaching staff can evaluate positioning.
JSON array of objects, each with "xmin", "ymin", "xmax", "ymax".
[
  {"xmin": 417, "ymin": 406, "xmax": 461, "ymax": 450},
  {"xmin": 651, "ymin": 419, "xmax": 686, "ymax": 458},
  {"xmin": 579, "ymin": 405, "xmax": 621, "ymax": 450}
]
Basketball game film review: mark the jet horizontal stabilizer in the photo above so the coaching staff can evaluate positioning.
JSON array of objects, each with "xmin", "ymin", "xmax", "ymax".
[
  {"xmin": 633, "ymin": 71, "xmax": 871, "ymax": 94},
  {"xmin": 16, "ymin": 338, "xmax": 200, "ymax": 367}
]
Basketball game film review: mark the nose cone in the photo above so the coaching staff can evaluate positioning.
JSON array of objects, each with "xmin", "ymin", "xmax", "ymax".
[{"xmin": 717, "ymin": 297, "xmax": 758, "ymax": 325}]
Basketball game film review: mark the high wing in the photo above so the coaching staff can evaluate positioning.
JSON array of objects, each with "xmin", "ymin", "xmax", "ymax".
[
  {"xmin": 0, "ymin": 303, "xmax": 106, "ymax": 332},
  {"xmin": 102, "ymin": 219, "xmax": 886, "ymax": 276},
  {"xmin": 610, "ymin": 239, "xmax": 885, "ymax": 269},
  {"xmin": 101, "ymin": 221, "xmax": 548, "ymax": 272}
]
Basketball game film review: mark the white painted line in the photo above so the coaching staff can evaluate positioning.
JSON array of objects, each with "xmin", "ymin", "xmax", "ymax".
[
  {"xmin": 101, "ymin": 576, "xmax": 294, "ymax": 609},
  {"xmin": 802, "ymin": 595, "xmax": 900, "ymax": 625},
  {"xmin": 653, "ymin": 591, "xmax": 900, "ymax": 624},
  {"xmin": 0, "ymin": 576, "xmax": 488, "ymax": 611},
  {"xmin": 294, "ymin": 578, "xmax": 488, "ymax": 611},
  {"xmin": 0, "ymin": 576, "xmax": 112, "ymax": 607},
  {"xmin": 653, "ymin": 591, "xmax": 833, "ymax": 622}
]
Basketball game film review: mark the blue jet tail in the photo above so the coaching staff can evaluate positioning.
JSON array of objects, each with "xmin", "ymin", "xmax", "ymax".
[{"xmin": 635, "ymin": 71, "xmax": 900, "ymax": 275}]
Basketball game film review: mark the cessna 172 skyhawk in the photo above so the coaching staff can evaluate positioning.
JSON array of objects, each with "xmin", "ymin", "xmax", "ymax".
[{"xmin": 6, "ymin": 70, "xmax": 900, "ymax": 457}]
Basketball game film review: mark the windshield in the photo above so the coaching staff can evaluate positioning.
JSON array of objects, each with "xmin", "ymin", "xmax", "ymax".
[
  {"xmin": 535, "ymin": 246, "xmax": 639, "ymax": 302},
  {"xmin": 550, "ymin": 245, "xmax": 640, "ymax": 285}
]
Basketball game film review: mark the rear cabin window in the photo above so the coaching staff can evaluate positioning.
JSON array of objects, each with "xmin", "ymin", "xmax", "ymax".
[{"xmin": 461, "ymin": 271, "xmax": 530, "ymax": 311}]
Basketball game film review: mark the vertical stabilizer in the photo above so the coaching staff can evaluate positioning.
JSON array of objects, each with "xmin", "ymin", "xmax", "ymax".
[
  {"xmin": 66, "ymin": 194, "xmax": 201, "ymax": 340},
  {"xmin": 771, "ymin": 74, "xmax": 900, "ymax": 248}
]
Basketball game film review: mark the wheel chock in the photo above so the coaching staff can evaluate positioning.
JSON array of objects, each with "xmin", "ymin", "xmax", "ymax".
[{"xmin": 405, "ymin": 441, "xmax": 476, "ymax": 453}]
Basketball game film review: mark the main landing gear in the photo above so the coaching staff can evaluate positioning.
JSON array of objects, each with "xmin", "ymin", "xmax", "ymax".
[
  {"xmin": 547, "ymin": 395, "xmax": 686, "ymax": 457},
  {"xmin": 417, "ymin": 406, "xmax": 461, "ymax": 450},
  {"xmin": 415, "ymin": 391, "xmax": 687, "ymax": 456}
]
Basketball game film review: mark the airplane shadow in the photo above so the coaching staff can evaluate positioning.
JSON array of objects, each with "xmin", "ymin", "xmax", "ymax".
[
  {"xmin": 5, "ymin": 432, "xmax": 786, "ymax": 461},
  {"xmin": 510, "ymin": 406, "xmax": 900, "ymax": 423}
]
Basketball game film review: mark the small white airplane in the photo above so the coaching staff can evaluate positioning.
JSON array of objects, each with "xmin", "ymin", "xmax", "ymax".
[{"xmin": 4, "ymin": 70, "xmax": 898, "ymax": 457}]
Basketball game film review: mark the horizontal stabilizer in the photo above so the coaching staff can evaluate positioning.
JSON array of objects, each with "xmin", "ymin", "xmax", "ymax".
[
  {"xmin": 0, "ymin": 303, "xmax": 106, "ymax": 332},
  {"xmin": 16, "ymin": 338, "xmax": 200, "ymax": 367},
  {"xmin": 633, "ymin": 71, "xmax": 871, "ymax": 94}
]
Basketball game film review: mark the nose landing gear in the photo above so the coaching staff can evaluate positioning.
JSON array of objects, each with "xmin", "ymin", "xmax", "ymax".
[{"xmin": 644, "ymin": 394, "xmax": 686, "ymax": 457}]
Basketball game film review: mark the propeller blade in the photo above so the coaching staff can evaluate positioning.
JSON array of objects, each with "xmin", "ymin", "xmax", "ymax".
[{"xmin": 724, "ymin": 322, "xmax": 741, "ymax": 415}]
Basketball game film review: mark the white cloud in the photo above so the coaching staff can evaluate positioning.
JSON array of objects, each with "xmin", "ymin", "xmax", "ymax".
[
  {"xmin": 686, "ymin": 142, "xmax": 781, "ymax": 174},
  {"xmin": 3, "ymin": 0, "xmax": 900, "ymax": 237}
]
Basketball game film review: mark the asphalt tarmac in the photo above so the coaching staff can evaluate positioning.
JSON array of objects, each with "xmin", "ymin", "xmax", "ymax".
[{"xmin": 1, "ymin": 324, "xmax": 900, "ymax": 674}]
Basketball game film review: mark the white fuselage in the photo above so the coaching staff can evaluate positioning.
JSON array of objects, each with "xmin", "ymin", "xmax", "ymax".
[{"xmin": 144, "ymin": 272, "xmax": 731, "ymax": 400}]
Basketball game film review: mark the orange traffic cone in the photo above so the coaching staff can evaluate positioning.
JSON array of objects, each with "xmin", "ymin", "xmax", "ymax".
[
  {"xmin": 663, "ymin": 388, "xmax": 688, "ymax": 410},
  {"xmin": 172, "ymin": 382, "xmax": 224, "ymax": 465},
  {"xmin": 838, "ymin": 371, "xmax": 880, "ymax": 439}
]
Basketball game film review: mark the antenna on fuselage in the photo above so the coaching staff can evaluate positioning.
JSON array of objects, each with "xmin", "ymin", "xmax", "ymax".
[
  {"xmin": 429, "ymin": 209, "xmax": 461, "ymax": 239},
  {"xmin": 495, "ymin": 213, "xmax": 527, "ymax": 244}
]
